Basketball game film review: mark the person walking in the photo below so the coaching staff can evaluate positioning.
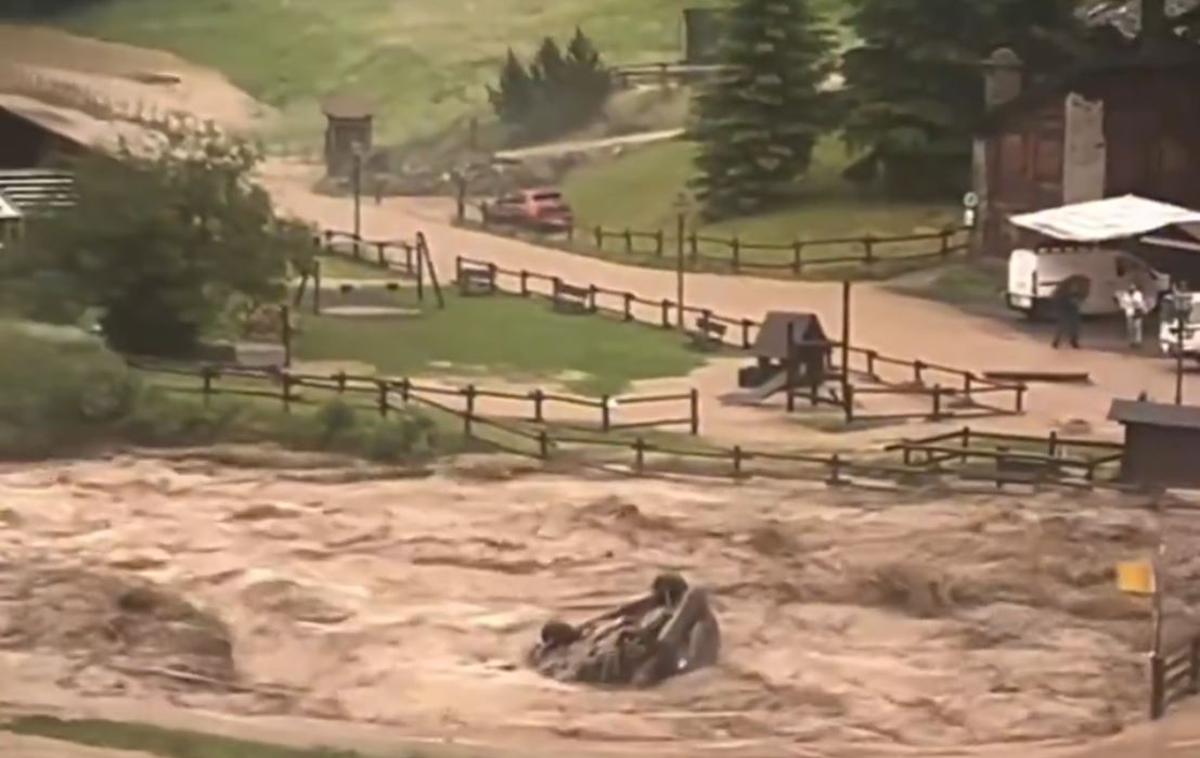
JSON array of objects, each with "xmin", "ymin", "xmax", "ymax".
[
  {"xmin": 1052, "ymin": 276, "xmax": 1087, "ymax": 349},
  {"xmin": 1115, "ymin": 283, "xmax": 1147, "ymax": 348}
]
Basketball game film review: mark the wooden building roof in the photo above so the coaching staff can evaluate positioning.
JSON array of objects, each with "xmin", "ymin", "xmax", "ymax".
[
  {"xmin": 1108, "ymin": 398, "xmax": 1200, "ymax": 430},
  {"xmin": 321, "ymin": 94, "xmax": 375, "ymax": 120},
  {"xmin": 751, "ymin": 312, "xmax": 829, "ymax": 360}
]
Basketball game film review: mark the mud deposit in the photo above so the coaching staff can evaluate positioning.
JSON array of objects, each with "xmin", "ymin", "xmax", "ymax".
[{"xmin": 0, "ymin": 454, "xmax": 1197, "ymax": 757}]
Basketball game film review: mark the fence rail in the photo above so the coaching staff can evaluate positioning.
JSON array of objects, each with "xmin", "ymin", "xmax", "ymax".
[
  {"xmin": 468, "ymin": 201, "xmax": 969, "ymax": 276},
  {"xmin": 1152, "ymin": 634, "xmax": 1200, "ymax": 720},
  {"xmin": 131, "ymin": 360, "xmax": 699, "ymax": 437},
  {"xmin": 454, "ymin": 254, "xmax": 1026, "ymax": 423},
  {"xmin": 301, "ymin": 228, "xmax": 446, "ymax": 311}
]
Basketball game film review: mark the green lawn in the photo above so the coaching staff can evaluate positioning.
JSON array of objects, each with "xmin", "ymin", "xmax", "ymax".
[
  {"xmin": 316, "ymin": 254, "xmax": 398, "ymax": 280},
  {"xmin": 561, "ymin": 138, "xmax": 959, "ymax": 269},
  {"xmin": 296, "ymin": 291, "xmax": 707, "ymax": 395}
]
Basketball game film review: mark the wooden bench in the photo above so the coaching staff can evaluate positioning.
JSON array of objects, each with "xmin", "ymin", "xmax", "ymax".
[
  {"xmin": 458, "ymin": 265, "xmax": 496, "ymax": 297},
  {"xmin": 692, "ymin": 315, "xmax": 727, "ymax": 350},
  {"xmin": 553, "ymin": 280, "xmax": 591, "ymax": 313}
]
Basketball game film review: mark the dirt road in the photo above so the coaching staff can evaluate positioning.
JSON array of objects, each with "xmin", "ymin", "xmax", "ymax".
[{"xmin": 262, "ymin": 161, "xmax": 1200, "ymax": 447}]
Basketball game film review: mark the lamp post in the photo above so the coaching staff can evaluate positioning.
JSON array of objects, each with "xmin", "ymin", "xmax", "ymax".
[{"xmin": 351, "ymin": 145, "xmax": 365, "ymax": 241}]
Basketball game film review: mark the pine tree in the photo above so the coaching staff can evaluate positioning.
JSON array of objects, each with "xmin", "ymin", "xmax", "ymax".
[
  {"xmin": 564, "ymin": 27, "xmax": 612, "ymax": 110},
  {"xmin": 689, "ymin": 0, "xmax": 834, "ymax": 220},
  {"xmin": 530, "ymin": 37, "xmax": 569, "ymax": 92},
  {"xmin": 487, "ymin": 49, "xmax": 535, "ymax": 126},
  {"xmin": 840, "ymin": 0, "xmax": 1083, "ymax": 198}
]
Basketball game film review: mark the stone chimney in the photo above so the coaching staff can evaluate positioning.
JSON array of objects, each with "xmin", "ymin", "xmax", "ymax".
[{"xmin": 984, "ymin": 48, "xmax": 1024, "ymax": 110}]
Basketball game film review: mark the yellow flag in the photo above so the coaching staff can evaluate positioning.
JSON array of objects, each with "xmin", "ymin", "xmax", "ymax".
[{"xmin": 1117, "ymin": 561, "xmax": 1156, "ymax": 596}]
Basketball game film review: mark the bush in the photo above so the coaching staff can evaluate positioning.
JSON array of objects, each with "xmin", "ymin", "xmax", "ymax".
[{"xmin": 0, "ymin": 322, "xmax": 139, "ymax": 458}]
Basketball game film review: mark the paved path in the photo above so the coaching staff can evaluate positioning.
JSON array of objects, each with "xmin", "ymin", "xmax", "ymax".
[
  {"xmin": 263, "ymin": 160, "xmax": 1200, "ymax": 448},
  {"xmin": 493, "ymin": 129, "xmax": 684, "ymax": 160}
]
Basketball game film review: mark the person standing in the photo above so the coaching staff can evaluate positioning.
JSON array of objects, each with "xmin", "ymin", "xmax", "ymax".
[
  {"xmin": 1052, "ymin": 277, "xmax": 1086, "ymax": 350},
  {"xmin": 1115, "ymin": 283, "xmax": 1147, "ymax": 348}
]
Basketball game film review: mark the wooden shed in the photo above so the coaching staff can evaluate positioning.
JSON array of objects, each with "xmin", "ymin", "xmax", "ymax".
[
  {"xmin": 1108, "ymin": 398, "xmax": 1200, "ymax": 488},
  {"xmin": 321, "ymin": 94, "xmax": 374, "ymax": 179}
]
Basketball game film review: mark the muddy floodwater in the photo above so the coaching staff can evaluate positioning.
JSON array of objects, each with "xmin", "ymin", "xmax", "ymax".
[{"xmin": 0, "ymin": 451, "xmax": 1197, "ymax": 758}]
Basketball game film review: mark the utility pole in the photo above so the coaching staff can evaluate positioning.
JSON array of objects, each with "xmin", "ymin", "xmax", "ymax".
[{"xmin": 841, "ymin": 281, "xmax": 852, "ymax": 404}]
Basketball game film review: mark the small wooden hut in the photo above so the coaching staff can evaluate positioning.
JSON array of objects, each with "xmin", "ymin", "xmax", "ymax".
[
  {"xmin": 321, "ymin": 94, "xmax": 374, "ymax": 179},
  {"xmin": 1108, "ymin": 398, "xmax": 1200, "ymax": 488}
]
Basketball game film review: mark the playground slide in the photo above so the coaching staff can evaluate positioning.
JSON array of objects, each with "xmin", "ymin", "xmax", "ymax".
[{"xmin": 719, "ymin": 370, "xmax": 789, "ymax": 407}]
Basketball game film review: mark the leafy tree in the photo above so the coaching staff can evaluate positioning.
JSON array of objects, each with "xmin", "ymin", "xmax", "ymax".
[
  {"xmin": 2, "ymin": 125, "xmax": 307, "ymax": 357},
  {"xmin": 689, "ymin": 0, "xmax": 835, "ymax": 219},
  {"xmin": 840, "ymin": 0, "xmax": 1084, "ymax": 198}
]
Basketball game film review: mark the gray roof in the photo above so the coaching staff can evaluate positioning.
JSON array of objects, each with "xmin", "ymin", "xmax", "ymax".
[
  {"xmin": 1108, "ymin": 398, "xmax": 1200, "ymax": 430},
  {"xmin": 752, "ymin": 312, "xmax": 830, "ymax": 360}
]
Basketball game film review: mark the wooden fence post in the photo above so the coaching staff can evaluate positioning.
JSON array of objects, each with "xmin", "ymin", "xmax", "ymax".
[
  {"xmin": 552, "ymin": 277, "xmax": 562, "ymax": 309},
  {"xmin": 463, "ymin": 385, "xmax": 476, "ymax": 436},
  {"xmin": 661, "ymin": 299, "xmax": 672, "ymax": 328},
  {"xmin": 312, "ymin": 259, "xmax": 323, "ymax": 315},
  {"xmin": 1190, "ymin": 637, "xmax": 1200, "ymax": 695},
  {"xmin": 940, "ymin": 229, "xmax": 952, "ymax": 257},
  {"xmin": 601, "ymin": 395, "xmax": 612, "ymax": 432},
  {"xmin": 732, "ymin": 445, "xmax": 743, "ymax": 478},
  {"xmin": 624, "ymin": 228, "xmax": 633, "ymax": 254},
  {"xmin": 792, "ymin": 242, "xmax": 804, "ymax": 275},
  {"xmin": 689, "ymin": 232, "xmax": 699, "ymax": 261},
  {"xmin": 844, "ymin": 384, "xmax": 855, "ymax": 424},
  {"xmin": 520, "ymin": 270, "xmax": 529, "ymax": 297},
  {"xmin": 488, "ymin": 263, "xmax": 498, "ymax": 295},
  {"xmin": 913, "ymin": 360, "xmax": 925, "ymax": 386},
  {"xmin": 731, "ymin": 237, "xmax": 741, "ymax": 272},
  {"xmin": 376, "ymin": 242, "xmax": 387, "ymax": 267},
  {"xmin": 633, "ymin": 437, "xmax": 645, "ymax": 473},
  {"xmin": 623, "ymin": 293, "xmax": 634, "ymax": 322},
  {"xmin": 863, "ymin": 235, "xmax": 875, "ymax": 265},
  {"xmin": 404, "ymin": 242, "xmax": 414, "ymax": 275},
  {"xmin": 399, "ymin": 377, "xmax": 410, "ymax": 404},
  {"xmin": 1048, "ymin": 431, "xmax": 1059, "ymax": 457},
  {"xmin": 961, "ymin": 426, "xmax": 972, "ymax": 463},
  {"xmin": 531, "ymin": 389, "xmax": 545, "ymax": 423},
  {"xmin": 690, "ymin": 388, "xmax": 700, "ymax": 435},
  {"xmin": 1016, "ymin": 383, "xmax": 1027, "ymax": 413},
  {"xmin": 741, "ymin": 320, "xmax": 753, "ymax": 349},
  {"xmin": 335, "ymin": 371, "xmax": 347, "ymax": 394},
  {"xmin": 594, "ymin": 226, "xmax": 603, "ymax": 249},
  {"xmin": 280, "ymin": 305, "xmax": 292, "ymax": 368},
  {"xmin": 865, "ymin": 350, "xmax": 877, "ymax": 379},
  {"xmin": 538, "ymin": 430, "xmax": 550, "ymax": 459},
  {"xmin": 1151, "ymin": 654, "xmax": 1166, "ymax": 720},
  {"xmin": 655, "ymin": 230, "xmax": 664, "ymax": 257},
  {"xmin": 930, "ymin": 385, "xmax": 944, "ymax": 420},
  {"xmin": 377, "ymin": 381, "xmax": 389, "ymax": 417},
  {"xmin": 201, "ymin": 365, "xmax": 215, "ymax": 407},
  {"xmin": 588, "ymin": 285, "xmax": 598, "ymax": 313},
  {"xmin": 963, "ymin": 373, "xmax": 974, "ymax": 404},
  {"xmin": 827, "ymin": 454, "xmax": 844, "ymax": 486},
  {"xmin": 281, "ymin": 373, "xmax": 294, "ymax": 414}
]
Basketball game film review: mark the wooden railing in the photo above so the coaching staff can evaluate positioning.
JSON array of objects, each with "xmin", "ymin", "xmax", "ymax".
[
  {"xmin": 305, "ymin": 228, "xmax": 446, "ymax": 310},
  {"xmin": 467, "ymin": 201, "xmax": 968, "ymax": 276},
  {"xmin": 130, "ymin": 361, "xmax": 700, "ymax": 439},
  {"xmin": 455, "ymin": 255, "xmax": 1026, "ymax": 423},
  {"xmin": 1152, "ymin": 634, "xmax": 1200, "ymax": 720}
]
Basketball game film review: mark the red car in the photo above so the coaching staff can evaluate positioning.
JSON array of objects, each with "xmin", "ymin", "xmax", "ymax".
[{"xmin": 485, "ymin": 188, "xmax": 574, "ymax": 232}]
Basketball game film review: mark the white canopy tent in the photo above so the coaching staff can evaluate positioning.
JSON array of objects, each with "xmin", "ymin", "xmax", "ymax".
[{"xmin": 1009, "ymin": 195, "xmax": 1200, "ymax": 248}]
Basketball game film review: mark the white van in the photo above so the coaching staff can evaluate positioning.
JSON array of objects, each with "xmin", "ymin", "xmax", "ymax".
[
  {"xmin": 1160, "ymin": 292, "xmax": 1200, "ymax": 363},
  {"xmin": 1006, "ymin": 247, "xmax": 1170, "ymax": 318}
]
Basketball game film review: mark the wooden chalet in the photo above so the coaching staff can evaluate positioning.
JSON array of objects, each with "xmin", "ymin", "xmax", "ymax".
[{"xmin": 973, "ymin": 0, "xmax": 1200, "ymax": 256}]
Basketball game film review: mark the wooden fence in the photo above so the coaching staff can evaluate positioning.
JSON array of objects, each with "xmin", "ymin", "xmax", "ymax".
[
  {"xmin": 135, "ymin": 356, "xmax": 1128, "ymax": 493},
  {"xmin": 301, "ymin": 229, "xmax": 446, "ymax": 310},
  {"xmin": 611, "ymin": 61, "xmax": 729, "ymax": 89},
  {"xmin": 1152, "ymin": 633, "xmax": 1200, "ymax": 720},
  {"xmin": 885, "ymin": 427, "xmax": 1125, "ymax": 486},
  {"xmin": 455, "ymin": 255, "xmax": 1026, "ymax": 423},
  {"xmin": 470, "ymin": 202, "xmax": 969, "ymax": 276},
  {"xmin": 131, "ymin": 361, "xmax": 700, "ymax": 440}
]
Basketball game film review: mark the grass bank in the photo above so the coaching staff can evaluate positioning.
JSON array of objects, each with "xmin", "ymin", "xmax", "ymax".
[{"xmin": 295, "ymin": 290, "xmax": 707, "ymax": 395}]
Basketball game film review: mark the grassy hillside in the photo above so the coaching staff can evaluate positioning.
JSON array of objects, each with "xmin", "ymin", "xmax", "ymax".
[
  {"xmin": 47, "ymin": 0, "xmax": 720, "ymax": 144},
  {"xmin": 42, "ymin": 0, "xmax": 852, "ymax": 145},
  {"xmin": 562, "ymin": 138, "xmax": 958, "ymax": 248}
]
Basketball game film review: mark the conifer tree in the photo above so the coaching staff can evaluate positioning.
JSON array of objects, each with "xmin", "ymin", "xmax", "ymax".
[
  {"xmin": 689, "ymin": 0, "xmax": 834, "ymax": 219},
  {"xmin": 487, "ymin": 49, "xmax": 535, "ymax": 126}
]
